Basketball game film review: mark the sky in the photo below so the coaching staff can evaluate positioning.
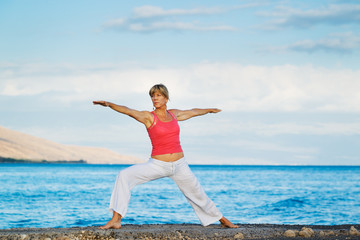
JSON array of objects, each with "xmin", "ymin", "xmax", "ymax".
[{"xmin": 1, "ymin": 0, "xmax": 359, "ymax": 165}]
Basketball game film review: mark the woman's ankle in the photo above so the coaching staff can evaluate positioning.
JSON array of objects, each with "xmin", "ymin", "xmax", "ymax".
[{"xmin": 112, "ymin": 212, "xmax": 122, "ymax": 221}]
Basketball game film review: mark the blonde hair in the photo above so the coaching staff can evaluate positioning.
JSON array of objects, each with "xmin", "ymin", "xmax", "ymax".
[{"xmin": 149, "ymin": 84, "xmax": 169, "ymax": 100}]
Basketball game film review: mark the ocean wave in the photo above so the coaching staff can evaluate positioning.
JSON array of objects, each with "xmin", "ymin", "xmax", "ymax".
[{"xmin": 269, "ymin": 197, "xmax": 310, "ymax": 210}]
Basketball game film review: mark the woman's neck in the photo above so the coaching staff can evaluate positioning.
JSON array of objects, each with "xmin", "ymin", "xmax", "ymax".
[
  {"xmin": 154, "ymin": 105, "xmax": 167, "ymax": 113},
  {"xmin": 154, "ymin": 107, "xmax": 171, "ymax": 121}
]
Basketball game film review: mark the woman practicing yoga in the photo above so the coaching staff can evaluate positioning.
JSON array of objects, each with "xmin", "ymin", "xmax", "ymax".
[{"xmin": 93, "ymin": 84, "xmax": 238, "ymax": 229}]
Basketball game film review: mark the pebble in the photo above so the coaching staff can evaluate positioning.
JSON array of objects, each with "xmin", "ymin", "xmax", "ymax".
[
  {"xmin": 57, "ymin": 236, "xmax": 71, "ymax": 240},
  {"xmin": 350, "ymin": 226, "xmax": 360, "ymax": 236},
  {"xmin": 283, "ymin": 230, "xmax": 296, "ymax": 237},
  {"xmin": 319, "ymin": 230, "xmax": 335, "ymax": 236},
  {"xmin": 20, "ymin": 234, "xmax": 27, "ymax": 240},
  {"xmin": 175, "ymin": 231, "xmax": 183, "ymax": 239},
  {"xmin": 298, "ymin": 227, "xmax": 314, "ymax": 238},
  {"xmin": 233, "ymin": 232, "xmax": 244, "ymax": 239}
]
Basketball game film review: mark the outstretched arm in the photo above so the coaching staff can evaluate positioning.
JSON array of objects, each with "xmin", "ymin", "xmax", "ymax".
[
  {"xmin": 170, "ymin": 108, "xmax": 221, "ymax": 121},
  {"xmin": 93, "ymin": 101, "xmax": 153, "ymax": 127}
]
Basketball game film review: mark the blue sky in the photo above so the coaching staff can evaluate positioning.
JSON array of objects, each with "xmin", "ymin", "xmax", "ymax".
[{"xmin": 1, "ymin": 0, "xmax": 359, "ymax": 165}]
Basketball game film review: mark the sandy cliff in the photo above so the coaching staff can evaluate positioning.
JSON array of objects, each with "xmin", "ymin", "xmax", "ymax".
[{"xmin": 0, "ymin": 126, "xmax": 143, "ymax": 164}]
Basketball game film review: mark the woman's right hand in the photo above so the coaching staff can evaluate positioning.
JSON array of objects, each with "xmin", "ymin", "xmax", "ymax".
[
  {"xmin": 93, "ymin": 101, "xmax": 110, "ymax": 107},
  {"xmin": 92, "ymin": 101, "xmax": 153, "ymax": 128}
]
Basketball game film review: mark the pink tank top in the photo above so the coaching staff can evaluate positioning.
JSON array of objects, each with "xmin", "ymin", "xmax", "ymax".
[{"xmin": 147, "ymin": 110, "xmax": 183, "ymax": 156}]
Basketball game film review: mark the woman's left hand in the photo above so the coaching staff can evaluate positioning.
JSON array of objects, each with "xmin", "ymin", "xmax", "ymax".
[
  {"xmin": 93, "ymin": 101, "xmax": 110, "ymax": 107},
  {"xmin": 209, "ymin": 108, "xmax": 222, "ymax": 113}
]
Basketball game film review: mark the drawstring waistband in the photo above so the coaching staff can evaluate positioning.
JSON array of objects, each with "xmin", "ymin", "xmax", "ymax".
[{"xmin": 149, "ymin": 157, "xmax": 186, "ymax": 167}]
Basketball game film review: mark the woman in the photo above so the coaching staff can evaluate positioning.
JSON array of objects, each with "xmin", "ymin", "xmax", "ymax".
[{"xmin": 93, "ymin": 84, "xmax": 238, "ymax": 229}]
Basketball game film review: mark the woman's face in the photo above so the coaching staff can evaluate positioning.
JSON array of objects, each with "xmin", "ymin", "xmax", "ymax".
[{"xmin": 151, "ymin": 90, "xmax": 168, "ymax": 109}]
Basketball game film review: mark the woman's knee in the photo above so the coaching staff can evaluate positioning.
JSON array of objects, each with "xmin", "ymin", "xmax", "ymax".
[
  {"xmin": 116, "ymin": 169, "xmax": 132, "ymax": 185},
  {"xmin": 117, "ymin": 164, "xmax": 140, "ymax": 179}
]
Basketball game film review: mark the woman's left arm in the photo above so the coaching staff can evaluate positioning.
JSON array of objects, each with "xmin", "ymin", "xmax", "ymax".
[{"xmin": 170, "ymin": 108, "xmax": 221, "ymax": 121}]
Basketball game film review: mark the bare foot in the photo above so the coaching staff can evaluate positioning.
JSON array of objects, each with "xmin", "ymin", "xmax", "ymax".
[
  {"xmin": 99, "ymin": 212, "xmax": 122, "ymax": 229},
  {"xmin": 99, "ymin": 219, "xmax": 121, "ymax": 229},
  {"xmin": 219, "ymin": 217, "xmax": 239, "ymax": 228}
]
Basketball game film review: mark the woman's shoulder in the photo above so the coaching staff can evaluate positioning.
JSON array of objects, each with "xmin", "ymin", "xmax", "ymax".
[
  {"xmin": 168, "ymin": 109, "xmax": 179, "ymax": 114},
  {"xmin": 140, "ymin": 110, "xmax": 155, "ymax": 129},
  {"xmin": 143, "ymin": 110, "xmax": 155, "ymax": 118},
  {"xmin": 168, "ymin": 109, "xmax": 181, "ymax": 119}
]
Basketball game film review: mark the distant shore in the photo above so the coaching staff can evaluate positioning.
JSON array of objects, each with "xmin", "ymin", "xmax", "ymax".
[
  {"xmin": 1, "ymin": 224, "xmax": 360, "ymax": 240},
  {"xmin": 0, "ymin": 157, "xmax": 87, "ymax": 164}
]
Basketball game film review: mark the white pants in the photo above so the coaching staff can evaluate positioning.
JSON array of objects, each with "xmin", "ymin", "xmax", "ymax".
[{"xmin": 109, "ymin": 157, "xmax": 223, "ymax": 226}]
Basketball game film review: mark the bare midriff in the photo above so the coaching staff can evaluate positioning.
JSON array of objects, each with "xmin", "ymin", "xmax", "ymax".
[{"xmin": 151, "ymin": 152, "xmax": 184, "ymax": 162}]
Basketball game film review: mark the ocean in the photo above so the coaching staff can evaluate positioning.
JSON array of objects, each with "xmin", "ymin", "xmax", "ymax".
[{"xmin": 0, "ymin": 163, "xmax": 359, "ymax": 229}]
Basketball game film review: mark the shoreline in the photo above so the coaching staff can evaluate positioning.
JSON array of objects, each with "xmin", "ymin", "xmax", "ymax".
[
  {"xmin": 2, "ymin": 161, "xmax": 360, "ymax": 167},
  {"xmin": 1, "ymin": 224, "xmax": 360, "ymax": 240}
]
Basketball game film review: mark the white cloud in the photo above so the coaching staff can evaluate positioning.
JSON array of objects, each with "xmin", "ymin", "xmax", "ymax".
[
  {"xmin": 261, "ymin": 4, "xmax": 360, "ymax": 29},
  {"xmin": 186, "ymin": 154, "xmax": 273, "ymax": 165},
  {"xmin": 104, "ymin": 20, "xmax": 236, "ymax": 32},
  {"xmin": 132, "ymin": 5, "xmax": 225, "ymax": 19},
  {"xmin": 180, "ymin": 116, "xmax": 360, "ymax": 139},
  {"xmin": 103, "ymin": 5, "xmax": 237, "ymax": 33},
  {"xmin": 1, "ymin": 62, "xmax": 360, "ymax": 113},
  {"xmin": 183, "ymin": 62, "xmax": 360, "ymax": 112},
  {"xmin": 270, "ymin": 32, "xmax": 360, "ymax": 54},
  {"xmin": 130, "ymin": 4, "xmax": 263, "ymax": 19},
  {"xmin": 229, "ymin": 139, "xmax": 317, "ymax": 154},
  {"xmin": 234, "ymin": 122, "xmax": 360, "ymax": 136}
]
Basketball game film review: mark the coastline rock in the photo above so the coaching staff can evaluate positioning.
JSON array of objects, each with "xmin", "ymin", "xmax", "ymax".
[
  {"xmin": 350, "ymin": 226, "xmax": 360, "ymax": 236},
  {"xmin": 283, "ymin": 230, "xmax": 296, "ymax": 237},
  {"xmin": 319, "ymin": 230, "xmax": 335, "ymax": 237},
  {"xmin": 299, "ymin": 227, "xmax": 314, "ymax": 238},
  {"xmin": 19, "ymin": 234, "xmax": 27, "ymax": 240},
  {"xmin": 234, "ymin": 232, "xmax": 244, "ymax": 239}
]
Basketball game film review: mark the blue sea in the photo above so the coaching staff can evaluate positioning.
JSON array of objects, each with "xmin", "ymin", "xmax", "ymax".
[{"xmin": 0, "ymin": 164, "xmax": 359, "ymax": 229}]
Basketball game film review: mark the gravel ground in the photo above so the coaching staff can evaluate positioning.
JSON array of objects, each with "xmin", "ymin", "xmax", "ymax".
[{"xmin": 1, "ymin": 224, "xmax": 360, "ymax": 240}]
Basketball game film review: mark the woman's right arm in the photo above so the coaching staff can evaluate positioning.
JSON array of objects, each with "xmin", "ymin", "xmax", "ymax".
[{"xmin": 93, "ymin": 101, "xmax": 153, "ymax": 128}]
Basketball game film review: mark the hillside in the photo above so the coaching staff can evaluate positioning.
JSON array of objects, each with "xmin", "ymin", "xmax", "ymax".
[{"xmin": 0, "ymin": 126, "xmax": 144, "ymax": 164}]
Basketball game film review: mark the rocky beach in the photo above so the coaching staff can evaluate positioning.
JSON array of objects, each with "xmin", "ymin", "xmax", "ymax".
[{"xmin": 1, "ymin": 224, "xmax": 360, "ymax": 240}]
